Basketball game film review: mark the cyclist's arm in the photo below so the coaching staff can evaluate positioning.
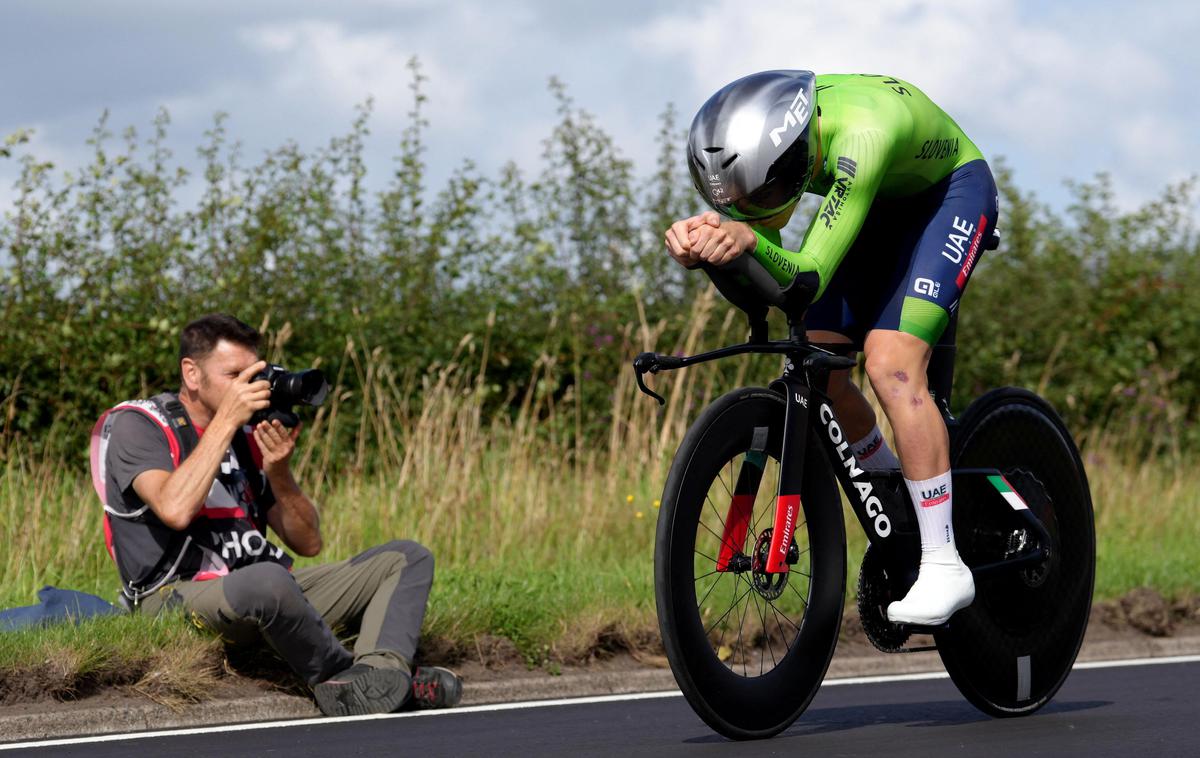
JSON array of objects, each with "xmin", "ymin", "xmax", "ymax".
[{"xmin": 748, "ymin": 129, "xmax": 892, "ymax": 299}]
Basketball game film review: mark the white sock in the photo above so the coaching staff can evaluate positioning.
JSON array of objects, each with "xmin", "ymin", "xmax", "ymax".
[
  {"xmin": 904, "ymin": 470, "xmax": 956, "ymax": 558},
  {"xmin": 850, "ymin": 425, "xmax": 901, "ymax": 472}
]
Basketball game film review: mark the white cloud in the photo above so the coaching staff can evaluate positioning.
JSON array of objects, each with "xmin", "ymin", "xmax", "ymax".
[
  {"xmin": 632, "ymin": 0, "xmax": 1192, "ymax": 208},
  {"xmin": 236, "ymin": 20, "xmax": 471, "ymax": 131},
  {"xmin": 2, "ymin": 0, "xmax": 1195, "ymax": 219}
]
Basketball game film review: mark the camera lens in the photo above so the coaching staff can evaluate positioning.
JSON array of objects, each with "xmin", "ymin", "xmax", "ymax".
[{"xmin": 296, "ymin": 370, "xmax": 330, "ymax": 405}]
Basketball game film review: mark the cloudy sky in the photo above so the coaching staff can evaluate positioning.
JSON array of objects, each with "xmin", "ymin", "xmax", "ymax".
[{"xmin": 2, "ymin": 0, "xmax": 1198, "ymax": 218}]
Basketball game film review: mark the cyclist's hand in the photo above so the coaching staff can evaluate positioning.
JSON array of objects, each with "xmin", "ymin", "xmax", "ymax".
[
  {"xmin": 214, "ymin": 360, "xmax": 271, "ymax": 431},
  {"xmin": 665, "ymin": 212, "xmax": 721, "ymax": 267},
  {"xmin": 690, "ymin": 221, "xmax": 758, "ymax": 267}
]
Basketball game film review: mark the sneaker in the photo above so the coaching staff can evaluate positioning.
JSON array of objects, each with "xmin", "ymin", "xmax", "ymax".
[
  {"xmin": 410, "ymin": 666, "xmax": 463, "ymax": 709},
  {"xmin": 313, "ymin": 664, "xmax": 412, "ymax": 717},
  {"xmin": 886, "ymin": 549, "xmax": 975, "ymax": 626}
]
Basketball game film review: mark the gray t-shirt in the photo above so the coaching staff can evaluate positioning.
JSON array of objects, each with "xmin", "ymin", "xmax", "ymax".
[{"xmin": 106, "ymin": 411, "xmax": 176, "ymax": 504}]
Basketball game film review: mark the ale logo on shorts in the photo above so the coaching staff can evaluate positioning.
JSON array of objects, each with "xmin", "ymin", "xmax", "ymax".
[{"xmin": 914, "ymin": 277, "xmax": 941, "ymax": 298}]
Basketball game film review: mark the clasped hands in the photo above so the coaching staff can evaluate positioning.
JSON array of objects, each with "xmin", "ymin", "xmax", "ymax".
[{"xmin": 664, "ymin": 211, "xmax": 757, "ymax": 269}]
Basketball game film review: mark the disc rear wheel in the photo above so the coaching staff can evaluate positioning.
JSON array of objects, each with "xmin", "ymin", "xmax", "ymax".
[{"xmin": 938, "ymin": 388, "xmax": 1095, "ymax": 716}]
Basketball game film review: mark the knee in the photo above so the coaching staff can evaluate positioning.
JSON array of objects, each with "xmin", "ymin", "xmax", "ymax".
[
  {"xmin": 355, "ymin": 540, "xmax": 434, "ymax": 576},
  {"xmin": 393, "ymin": 540, "xmax": 434, "ymax": 576},
  {"xmin": 223, "ymin": 563, "xmax": 305, "ymax": 621},
  {"xmin": 389, "ymin": 541, "xmax": 434, "ymax": 587},
  {"xmin": 377, "ymin": 539, "xmax": 433, "ymax": 564},
  {"xmin": 864, "ymin": 348, "xmax": 927, "ymax": 404}
]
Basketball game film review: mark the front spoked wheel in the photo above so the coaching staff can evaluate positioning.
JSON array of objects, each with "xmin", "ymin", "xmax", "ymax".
[
  {"xmin": 655, "ymin": 387, "xmax": 846, "ymax": 740},
  {"xmin": 938, "ymin": 388, "xmax": 1095, "ymax": 716}
]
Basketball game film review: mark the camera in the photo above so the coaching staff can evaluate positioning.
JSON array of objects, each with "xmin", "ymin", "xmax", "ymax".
[{"xmin": 251, "ymin": 364, "xmax": 330, "ymax": 428}]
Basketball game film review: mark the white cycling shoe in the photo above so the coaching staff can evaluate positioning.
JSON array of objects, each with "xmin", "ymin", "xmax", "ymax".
[{"xmin": 886, "ymin": 548, "xmax": 976, "ymax": 626}]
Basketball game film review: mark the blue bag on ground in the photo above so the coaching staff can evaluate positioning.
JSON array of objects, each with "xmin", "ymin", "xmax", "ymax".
[{"xmin": 0, "ymin": 586, "xmax": 122, "ymax": 631}]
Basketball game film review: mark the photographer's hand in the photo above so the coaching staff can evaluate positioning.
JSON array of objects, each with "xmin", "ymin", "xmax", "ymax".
[
  {"xmin": 212, "ymin": 361, "xmax": 271, "ymax": 433},
  {"xmin": 132, "ymin": 360, "xmax": 271, "ymax": 531},
  {"xmin": 259, "ymin": 421, "xmax": 323, "ymax": 557},
  {"xmin": 254, "ymin": 419, "xmax": 298, "ymax": 473}
]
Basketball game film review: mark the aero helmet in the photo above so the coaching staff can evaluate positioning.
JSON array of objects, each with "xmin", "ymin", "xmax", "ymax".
[{"xmin": 687, "ymin": 70, "xmax": 819, "ymax": 221}]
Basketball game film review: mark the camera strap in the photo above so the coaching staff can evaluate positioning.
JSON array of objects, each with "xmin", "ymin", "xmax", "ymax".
[
  {"xmin": 154, "ymin": 393, "xmax": 200, "ymax": 460},
  {"xmin": 230, "ymin": 429, "xmax": 269, "ymax": 507}
]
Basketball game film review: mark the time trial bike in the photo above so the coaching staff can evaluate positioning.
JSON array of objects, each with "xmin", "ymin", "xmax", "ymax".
[{"xmin": 633, "ymin": 251, "xmax": 1095, "ymax": 740}]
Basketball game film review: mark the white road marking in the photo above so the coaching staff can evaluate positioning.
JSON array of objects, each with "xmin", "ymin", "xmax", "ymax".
[
  {"xmin": 3, "ymin": 654, "xmax": 1198, "ymax": 751},
  {"xmin": 1073, "ymin": 655, "xmax": 1200, "ymax": 671}
]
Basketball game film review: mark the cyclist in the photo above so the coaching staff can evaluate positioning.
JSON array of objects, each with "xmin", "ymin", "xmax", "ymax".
[{"xmin": 664, "ymin": 70, "xmax": 998, "ymax": 626}]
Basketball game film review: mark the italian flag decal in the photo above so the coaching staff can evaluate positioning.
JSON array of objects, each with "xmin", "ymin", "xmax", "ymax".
[{"xmin": 988, "ymin": 475, "xmax": 1028, "ymax": 511}]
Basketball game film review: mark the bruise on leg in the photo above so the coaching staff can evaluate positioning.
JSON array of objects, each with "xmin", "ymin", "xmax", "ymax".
[
  {"xmin": 911, "ymin": 395, "xmax": 924, "ymax": 408},
  {"xmin": 894, "ymin": 370, "xmax": 909, "ymax": 383}
]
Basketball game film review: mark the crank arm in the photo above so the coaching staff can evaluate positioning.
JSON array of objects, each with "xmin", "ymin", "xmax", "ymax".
[{"xmin": 971, "ymin": 547, "xmax": 1049, "ymax": 578}]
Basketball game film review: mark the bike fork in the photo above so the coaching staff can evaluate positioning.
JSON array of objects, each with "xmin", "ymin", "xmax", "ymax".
[
  {"xmin": 713, "ymin": 375, "xmax": 812, "ymax": 575},
  {"xmin": 715, "ymin": 427, "xmax": 768, "ymax": 572},
  {"xmin": 765, "ymin": 377, "xmax": 811, "ymax": 573}
]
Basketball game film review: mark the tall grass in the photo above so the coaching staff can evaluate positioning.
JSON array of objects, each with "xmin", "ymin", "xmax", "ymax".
[{"xmin": 2, "ymin": 288, "xmax": 1196, "ymax": 662}]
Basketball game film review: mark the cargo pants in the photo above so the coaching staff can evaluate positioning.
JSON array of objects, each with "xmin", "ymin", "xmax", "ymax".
[{"xmin": 138, "ymin": 540, "xmax": 434, "ymax": 686}]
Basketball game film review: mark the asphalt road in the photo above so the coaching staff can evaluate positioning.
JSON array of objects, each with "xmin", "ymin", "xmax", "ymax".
[{"xmin": 12, "ymin": 659, "xmax": 1199, "ymax": 757}]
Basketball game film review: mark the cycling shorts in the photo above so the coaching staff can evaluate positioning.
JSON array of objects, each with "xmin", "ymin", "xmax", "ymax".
[{"xmin": 806, "ymin": 159, "xmax": 999, "ymax": 346}]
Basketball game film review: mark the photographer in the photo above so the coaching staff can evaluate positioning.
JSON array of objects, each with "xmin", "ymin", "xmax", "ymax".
[{"xmin": 94, "ymin": 314, "xmax": 461, "ymax": 716}]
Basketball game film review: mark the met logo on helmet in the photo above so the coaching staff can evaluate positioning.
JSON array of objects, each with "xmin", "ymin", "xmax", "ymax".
[{"xmin": 768, "ymin": 88, "xmax": 811, "ymax": 148}]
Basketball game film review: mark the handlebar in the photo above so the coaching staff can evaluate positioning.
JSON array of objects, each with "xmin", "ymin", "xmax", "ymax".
[
  {"xmin": 639, "ymin": 227, "xmax": 978, "ymax": 407},
  {"xmin": 633, "ymin": 341, "xmax": 856, "ymax": 406}
]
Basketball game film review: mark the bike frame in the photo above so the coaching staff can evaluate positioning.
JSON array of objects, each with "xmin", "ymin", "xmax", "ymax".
[{"xmin": 634, "ymin": 324, "xmax": 1052, "ymax": 586}]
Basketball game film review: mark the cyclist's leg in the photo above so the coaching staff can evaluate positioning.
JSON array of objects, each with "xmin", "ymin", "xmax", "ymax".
[
  {"xmin": 807, "ymin": 202, "xmax": 907, "ymax": 471},
  {"xmin": 807, "ymin": 326, "xmax": 866, "ymax": 428},
  {"xmin": 864, "ymin": 160, "xmax": 999, "ymax": 624},
  {"xmin": 866, "ymin": 159, "xmax": 999, "ymax": 467},
  {"xmin": 808, "ymin": 326, "xmax": 905, "ymax": 469},
  {"xmin": 804, "ymin": 328, "xmax": 901, "ymax": 473},
  {"xmin": 863, "ymin": 329, "xmax": 945, "ymax": 477}
]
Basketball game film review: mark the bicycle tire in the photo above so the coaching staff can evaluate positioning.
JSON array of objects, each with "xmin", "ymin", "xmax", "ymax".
[
  {"xmin": 655, "ymin": 387, "xmax": 846, "ymax": 740},
  {"xmin": 937, "ymin": 387, "xmax": 1095, "ymax": 716}
]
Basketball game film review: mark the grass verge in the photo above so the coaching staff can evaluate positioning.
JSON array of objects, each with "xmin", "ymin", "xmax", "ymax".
[{"xmin": 0, "ymin": 611, "xmax": 223, "ymax": 707}]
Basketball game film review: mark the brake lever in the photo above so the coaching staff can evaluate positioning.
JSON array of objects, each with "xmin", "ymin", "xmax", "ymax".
[
  {"xmin": 636, "ymin": 370, "xmax": 666, "ymax": 406},
  {"xmin": 633, "ymin": 352, "xmax": 684, "ymax": 406}
]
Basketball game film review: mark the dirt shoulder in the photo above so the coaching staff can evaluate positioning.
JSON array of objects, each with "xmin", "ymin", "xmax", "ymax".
[{"xmin": 445, "ymin": 587, "xmax": 1199, "ymax": 685}]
